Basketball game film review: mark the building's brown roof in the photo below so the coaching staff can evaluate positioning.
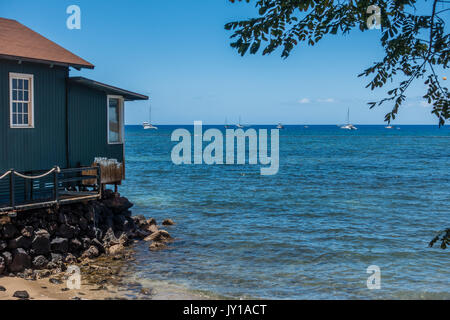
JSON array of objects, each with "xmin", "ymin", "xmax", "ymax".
[{"xmin": 0, "ymin": 18, "xmax": 94, "ymax": 69}]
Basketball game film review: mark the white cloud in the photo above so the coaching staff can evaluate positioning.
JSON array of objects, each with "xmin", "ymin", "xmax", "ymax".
[
  {"xmin": 297, "ymin": 97, "xmax": 335, "ymax": 104},
  {"xmin": 317, "ymin": 98, "xmax": 335, "ymax": 103},
  {"xmin": 298, "ymin": 98, "xmax": 311, "ymax": 104}
]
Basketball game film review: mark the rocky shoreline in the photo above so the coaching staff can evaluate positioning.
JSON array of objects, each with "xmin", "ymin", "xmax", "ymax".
[{"xmin": 0, "ymin": 190, "xmax": 175, "ymax": 299}]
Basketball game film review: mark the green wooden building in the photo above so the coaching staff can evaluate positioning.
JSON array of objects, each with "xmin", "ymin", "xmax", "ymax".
[{"xmin": 0, "ymin": 18, "xmax": 148, "ymax": 212}]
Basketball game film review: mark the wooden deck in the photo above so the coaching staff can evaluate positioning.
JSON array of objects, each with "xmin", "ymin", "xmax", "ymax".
[
  {"xmin": 0, "ymin": 166, "xmax": 101, "ymax": 214},
  {"xmin": 0, "ymin": 192, "xmax": 100, "ymax": 214}
]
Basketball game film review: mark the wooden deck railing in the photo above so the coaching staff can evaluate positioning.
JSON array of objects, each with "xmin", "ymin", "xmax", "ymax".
[{"xmin": 0, "ymin": 166, "xmax": 101, "ymax": 213}]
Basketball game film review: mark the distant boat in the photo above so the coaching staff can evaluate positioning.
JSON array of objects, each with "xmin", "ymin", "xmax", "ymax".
[
  {"xmin": 224, "ymin": 117, "xmax": 230, "ymax": 129},
  {"xmin": 304, "ymin": 125, "xmax": 309, "ymax": 128},
  {"xmin": 341, "ymin": 108, "xmax": 357, "ymax": 130},
  {"xmin": 385, "ymin": 125, "xmax": 394, "ymax": 129},
  {"xmin": 143, "ymin": 122, "xmax": 157, "ymax": 130},
  {"xmin": 236, "ymin": 116, "xmax": 244, "ymax": 129},
  {"xmin": 276, "ymin": 123, "xmax": 284, "ymax": 129},
  {"xmin": 143, "ymin": 104, "xmax": 157, "ymax": 130}
]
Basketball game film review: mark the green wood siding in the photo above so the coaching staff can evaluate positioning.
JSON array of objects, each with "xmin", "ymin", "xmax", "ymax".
[
  {"xmin": 67, "ymin": 82, "xmax": 123, "ymax": 168},
  {"xmin": 0, "ymin": 59, "xmax": 68, "ymax": 172}
]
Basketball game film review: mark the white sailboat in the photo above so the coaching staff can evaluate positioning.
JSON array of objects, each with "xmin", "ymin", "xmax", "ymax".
[
  {"xmin": 341, "ymin": 108, "xmax": 357, "ymax": 130},
  {"xmin": 143, "ymin": 104, "xmax": 158, "ymax": 130},
  {"xmin": 276, "ymin": 123, "xmax": 284, "ymax": 129},
  {"xmin": 224, "ymin": 117, "xmax": 230, "ymax": 129},
  {"xmin": 236, "ymin": 116, "xmax": 244, "ymax": 129}
]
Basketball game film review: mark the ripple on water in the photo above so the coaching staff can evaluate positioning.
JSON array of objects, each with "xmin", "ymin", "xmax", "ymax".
[{"xmin": 121, "ymin": 125, "xmax": 450, "ymax": 299}]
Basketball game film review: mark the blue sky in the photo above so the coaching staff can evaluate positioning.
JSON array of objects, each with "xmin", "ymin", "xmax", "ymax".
[{"xmin": 1, "ymin": 0, "xmax": 448, "ymax": 124}]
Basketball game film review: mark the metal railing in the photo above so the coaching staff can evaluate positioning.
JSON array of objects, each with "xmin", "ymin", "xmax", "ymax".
[{"xmin": 0, "ymin": 166, "xmax": 101, "ymax": 212}]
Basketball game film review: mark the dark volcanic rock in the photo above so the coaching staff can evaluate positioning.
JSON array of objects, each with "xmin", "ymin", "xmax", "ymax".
[
  {"xmin": 2, "ymin": 251, "xmax": 12, "ymax": 266},
  {"xmin": 50, "ymin": 253, "xmax": 63, "ymax": 264},
  {"xmin": 0, "ymin": 193, "xmax": 160, "ymax": 274},
  {"xmin": 138, "ymin": 228, "xmax": 152, "ymax": 239},
  {"xmin": 49, "ymin": 278, "xmax": 63, "ymax": 284},
  {"xmin": 102, "ymin": 228, "xmax": 119, "ymax": 246},
  {"xmin": 107, "ymin": 244, "xmax": 125, "ymax": 256},
  {"xmin": 13, "ymin": 290, "xmax": 29, "ymax": 299},
  {"xmin": 103, "ymin": 196, "xmax": 133, "ymax": 214},
  {"xmin": 118, "ymin": 233, "xmax": 129, "ymax": 245},
  {"xmin": 21, "ymin": 226, "xmax": 33, "ymax": 238},
  {"xmin": 113, "ymin": 215, "xmax": 127, "ymax": 229},
  {"xmin": 82, "ymin": 246, "xmax": 99, "ymax": 259},
  {"xmin": 162, "ymin": 219, "xmax": 175, "ymax": 226},
  {"xmin": 2, "ymin": 224, "xmax": 18, "ymax": 239},
  {"xmin": 79, "ymin": 217, "xmax": 88, "ymax": 230},
  {"xmin": 47, "ymin": 222, "xmax": 58, "ymax": 235},
  {"xmin": 132, "ymin": 215, "xmax": 147, "ymax": 228},
  {"xmin": 145, "ymin": 230, "xmax": 172, "ymax": 242},
  {"xmin": 69, "ymin": 238, "xmax": 82, "ymax": 252},
  {"xmin": 149, "ymin": 241, "xmax": 167, "ymax": 251},
  {"xmin": 0, "ymin": 285, "xmax": 5, "ymax": 292},
  {"xmin": 86, "ymin": 226, "xmax": 102, "ymax": 239},
  {"xmin": 147, "ymin": 224, "xmax": 159, "ymax": 234},
  {"xmin": 0, "ymin": 256, "xmax": 5, "ymax": 274},
  {"xmin": 90, "ymin": 238, "xmax": 105, "ymax": 253},
  {"xmin": 81, "ymin": 237, "xmax": 91, "ymax": 250},
  {"xmin": 9, "ymin": 248, "xmax": 31, "ymax": 273},
  {"xmin": 8, "ymin": 236, "xmax": 32, "ymax": 250},
  {"xmin": 31, "ymin": 230, "xmax": 51, "ymax": 255},
  {"xmin": 57, "ymin": 224, "xmax": 75, "ymax": 239},
  {"xmin": 64, "ymin": 253, "xmax": 77, "ymax": 264},
  {"xmin": 50, "ymin": 237, "xmax": 69, "ymax": 253},
  {"xmin": 122, "ymin": 210, "xmax": 132, "ymax": 218},
  {"xmin": 32, "ymin": 255, "xmax": 48, "ymax": 270}
]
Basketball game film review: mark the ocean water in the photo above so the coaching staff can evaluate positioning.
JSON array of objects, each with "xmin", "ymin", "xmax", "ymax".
[{"xmin": 120, "ymin": 125, "xmax": 449, "ymax": 299}]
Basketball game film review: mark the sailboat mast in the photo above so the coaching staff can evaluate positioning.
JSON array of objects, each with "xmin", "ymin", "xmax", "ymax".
[{"xmin": 347, "ymin": 108, "xmax": 350, "ymax": 125}]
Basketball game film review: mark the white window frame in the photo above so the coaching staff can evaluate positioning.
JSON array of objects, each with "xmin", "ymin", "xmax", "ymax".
[
  {"xmin": 107, "ymin": 95, "xmax": 124, "ymax": 144},
  {"xmin": 9, "ymin": 72, "xmax": 34, "ymax": 128}
]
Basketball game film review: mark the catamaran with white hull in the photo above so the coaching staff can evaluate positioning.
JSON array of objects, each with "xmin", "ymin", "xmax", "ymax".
[{"xmin": 341, "ymin": 108, "xmax": 357, "ymax": 130}]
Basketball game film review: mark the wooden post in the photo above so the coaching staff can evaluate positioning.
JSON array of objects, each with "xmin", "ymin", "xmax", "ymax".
[
  {"xmin": 9, "ymin": 170, "xmax": 15, "ymax": 210},
  {"xmin": 24, "ymin": 176, "xmax": 28, "ymax": 202},
  {"xmin": 30, "ymin": 178, "xmax": 34, "ymax": 201},
  {"xmin": 53, "ymin": 167, "xmax": 59, "ymax": 203}
]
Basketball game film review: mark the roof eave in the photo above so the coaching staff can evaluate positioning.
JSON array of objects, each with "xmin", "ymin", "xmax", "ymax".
[
  {"xmin": 0, "ymin": 54, "xmax": 95, "ymax": 70},
  {"xmin": 68, "ymin": 77, "xmax": 149, "ymax": 101}
]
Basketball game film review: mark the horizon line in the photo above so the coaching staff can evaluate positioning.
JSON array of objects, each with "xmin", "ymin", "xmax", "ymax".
[{"xmin": 125, "ymin": 123, "xmax": 446, "ymax": 126}]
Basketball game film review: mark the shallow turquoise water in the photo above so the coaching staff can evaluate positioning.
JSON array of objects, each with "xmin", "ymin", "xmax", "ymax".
[{"xmin": 121, "ymin": 125, "xmax": 449, "ymax": 299}]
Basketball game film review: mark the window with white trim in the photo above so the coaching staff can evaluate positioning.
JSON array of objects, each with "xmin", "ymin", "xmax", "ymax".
[
  {"xmin": 10, "ymin": 73, "xmax": 34, "ymax": 128},
  {"xmin": 107, "ymin": 95, "xmax": 124, "ymax": 144}
]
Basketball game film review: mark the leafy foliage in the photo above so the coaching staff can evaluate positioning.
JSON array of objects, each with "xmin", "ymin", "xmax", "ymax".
[
  {"xmin": 225, "ymin": 0, "xmax": 449, "ymax": 126},
  {"xmin": 429, "ymin": 228, "xmax": 450, "ymax": 249}
]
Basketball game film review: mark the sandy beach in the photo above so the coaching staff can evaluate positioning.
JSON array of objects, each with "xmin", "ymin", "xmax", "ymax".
[
  {"xmin": 0, "ymin": 276, "xmax": 123, "ymax": 300},
  {"xmin": 0, "ymin": 273, "xmax": 213, "ymax": 300},
  {"xmin": 0, "ymin": 249, "xmax": 138, "ymax": 300},
  {"xmin": 0, "ymin": 245, "xmax": 213, "ymax": 300}
]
